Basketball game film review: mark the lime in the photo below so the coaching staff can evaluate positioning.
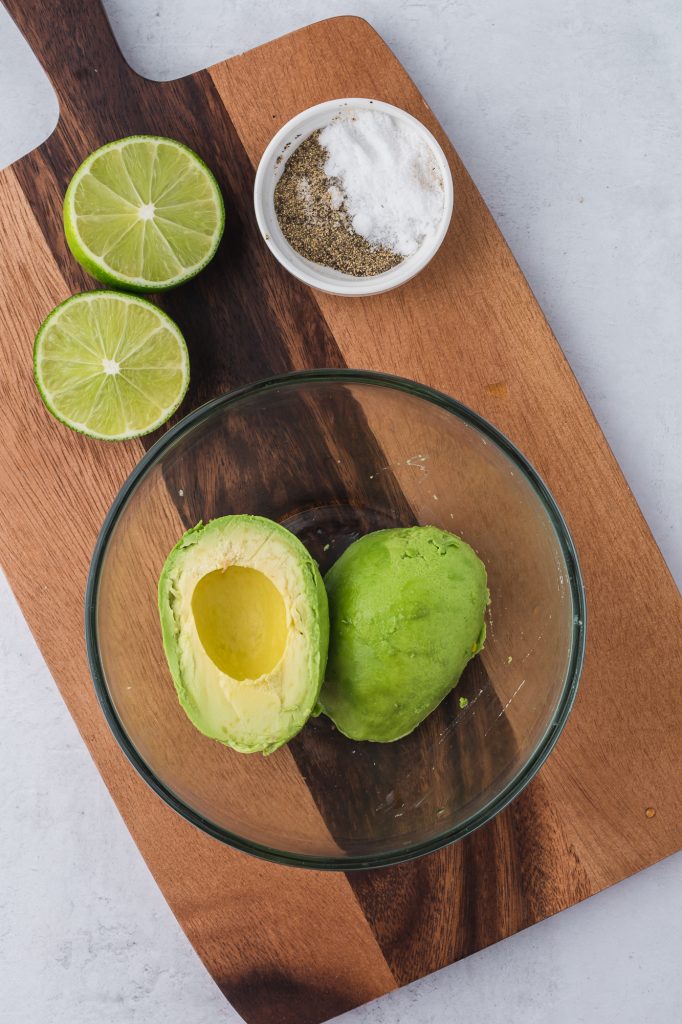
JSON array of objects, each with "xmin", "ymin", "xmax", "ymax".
[
  {"xmin": 64, "ymin": 136, "xmax": 225, "ymax": 292},
  {"xmin": 34, "ymin": 292, "xmax": 189, "ymax": 441}
]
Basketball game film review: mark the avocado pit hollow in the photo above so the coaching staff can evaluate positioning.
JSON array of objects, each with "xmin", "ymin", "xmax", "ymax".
[{"xmin": 191, "ymin": 565, "xmax": 288, "ymax": 681}]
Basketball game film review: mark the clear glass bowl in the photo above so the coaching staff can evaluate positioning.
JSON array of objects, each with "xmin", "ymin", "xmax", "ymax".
[{"xmin": 86, "ymin": 370, "xmax": 585, "ymax": 869}]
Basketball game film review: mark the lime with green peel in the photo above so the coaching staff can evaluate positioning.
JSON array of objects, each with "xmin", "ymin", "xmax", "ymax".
[
  {"xmin": 34, "ymin": 291, "xmax": 189, "ymax": 440},
  {"xmin": 64, "ymin": 136, "xmax": 224, "ymax": 292}
]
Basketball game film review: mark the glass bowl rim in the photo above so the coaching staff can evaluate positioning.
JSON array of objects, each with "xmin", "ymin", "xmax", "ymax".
[{"xmin": 85, "ymin": 368, "xmax": 587, "ymax": 871}]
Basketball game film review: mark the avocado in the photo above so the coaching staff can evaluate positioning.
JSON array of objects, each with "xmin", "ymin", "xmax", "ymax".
[
  {"xmin": 319, "ymin": 525, "xmax": 488, "ymax": 742},
  {"xmin": 158, "ymin": 515, "xmax": 329, "ymax": 754}
]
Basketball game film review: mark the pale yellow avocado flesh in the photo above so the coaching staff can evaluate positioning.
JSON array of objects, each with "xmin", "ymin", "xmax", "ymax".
[
  {"xmin": 191, "ymin": 566, "xmax": 288, "ymax": 681},
  {"xmin": 158, "ymin": 515, "xmax": 330, "ymax": 755}
]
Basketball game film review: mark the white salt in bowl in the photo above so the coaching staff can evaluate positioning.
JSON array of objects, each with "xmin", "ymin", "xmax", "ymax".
[{"xmin": 253, "ymin": 98, "xmax": 454, "ymax": 297}]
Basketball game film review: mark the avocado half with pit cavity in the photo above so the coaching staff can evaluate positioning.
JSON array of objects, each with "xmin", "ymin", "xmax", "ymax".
[{"xmin": 158, "ymin": 515, "xmax": 329, "ymax": 754}]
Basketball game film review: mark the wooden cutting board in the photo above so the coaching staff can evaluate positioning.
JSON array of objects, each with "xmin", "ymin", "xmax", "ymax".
[{"xmin": 1, "ymin": 3, "xmax": 680, "ymax": 1022}]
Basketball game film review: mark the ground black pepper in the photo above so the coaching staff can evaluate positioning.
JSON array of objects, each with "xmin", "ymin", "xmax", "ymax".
[{"xmin": 273, "ymin": 131, "xmax": 403, "ymax": 277}]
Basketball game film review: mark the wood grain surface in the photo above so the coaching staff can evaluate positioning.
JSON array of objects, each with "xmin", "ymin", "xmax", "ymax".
[{"xmin": 1, "ymin": 3, "xmax": 681, "ymax": 1023}]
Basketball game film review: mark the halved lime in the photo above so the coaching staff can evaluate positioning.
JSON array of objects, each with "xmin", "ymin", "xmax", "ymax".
[
  {"xmin": 64, "ymin": 136, "xmax": 225, "ymax": 292},
  {"xmin": 34, "ymin": 292, "xmax": 190, "ymax": 441}
]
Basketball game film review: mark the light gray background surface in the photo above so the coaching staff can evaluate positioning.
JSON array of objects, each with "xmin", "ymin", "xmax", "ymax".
[{"xmin": 0, "ymin": 2, "xmax": 680, "ymax": 1022}]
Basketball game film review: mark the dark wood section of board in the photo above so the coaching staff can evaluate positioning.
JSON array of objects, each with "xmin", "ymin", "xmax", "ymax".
[{"xmin": 1, "ymin": 3, "xmax": 681, "ymax": 1024}]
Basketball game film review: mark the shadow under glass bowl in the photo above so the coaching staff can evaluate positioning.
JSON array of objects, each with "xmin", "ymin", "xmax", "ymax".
[{"xmin": 86, "ymin": 370, "xmax": 586, "ymax": 870}]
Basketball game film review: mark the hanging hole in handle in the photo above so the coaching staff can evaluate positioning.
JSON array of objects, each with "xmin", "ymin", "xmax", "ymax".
[
  {"xmin": 100, "ymin": 0, "xmax": 256, "ymax": 82},
  {"xmin": 0, "ymin": 4, "xmax": 59, "ymax": 172}
]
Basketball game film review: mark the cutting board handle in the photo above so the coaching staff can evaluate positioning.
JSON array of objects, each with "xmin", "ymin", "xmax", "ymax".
[{"xmin": 5, "ymin": 0, "xmax": 135, "ymax": 127}]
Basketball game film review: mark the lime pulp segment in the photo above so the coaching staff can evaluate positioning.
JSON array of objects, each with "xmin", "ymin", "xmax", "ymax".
[
  {"xmin": 64, "ymin": 136, "xmax": 224, "ymax": 291},
  {"xmin": 34, "ymin": 292, "xmax": 189, "ymax": 440}
]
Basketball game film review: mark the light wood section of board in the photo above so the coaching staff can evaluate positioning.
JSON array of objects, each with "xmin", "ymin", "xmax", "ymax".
[{"xmin": 213, "ymin": 13, "xmax": 682, "ymax": 887}]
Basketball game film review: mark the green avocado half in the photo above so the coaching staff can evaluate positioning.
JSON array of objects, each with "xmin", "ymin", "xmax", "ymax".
[
  {"xmin": 158, "ymin": 515, "xmax": 329, "ymax": 755},
  {"xmin": 319, "ymin": 525, "xmax": 488, "ymax": 742}
]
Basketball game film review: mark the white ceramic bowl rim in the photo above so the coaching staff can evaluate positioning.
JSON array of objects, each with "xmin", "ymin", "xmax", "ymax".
[{"xmin": 253, "ymin": 98, "xmax": 455, "ymax": 297}]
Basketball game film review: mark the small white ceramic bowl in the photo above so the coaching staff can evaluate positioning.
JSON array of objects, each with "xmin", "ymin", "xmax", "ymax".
[{"xmin": 253, "ymin": 98, "xmax": 454, "ymax": 297}]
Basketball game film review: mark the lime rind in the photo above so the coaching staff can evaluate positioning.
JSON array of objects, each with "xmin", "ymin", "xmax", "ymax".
[
  {"xmin": 63, "ymin": 136, "xmax": 225, "ymax": 292},
  {"xmin": 34, "ymin": 291, "xmax": 190, "ymax": 441}
]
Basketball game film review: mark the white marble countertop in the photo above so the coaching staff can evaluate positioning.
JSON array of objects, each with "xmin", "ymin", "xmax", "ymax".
[{"xmin": 0, "ymin": 2, "xmax": 680, "ymax": 1022}]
